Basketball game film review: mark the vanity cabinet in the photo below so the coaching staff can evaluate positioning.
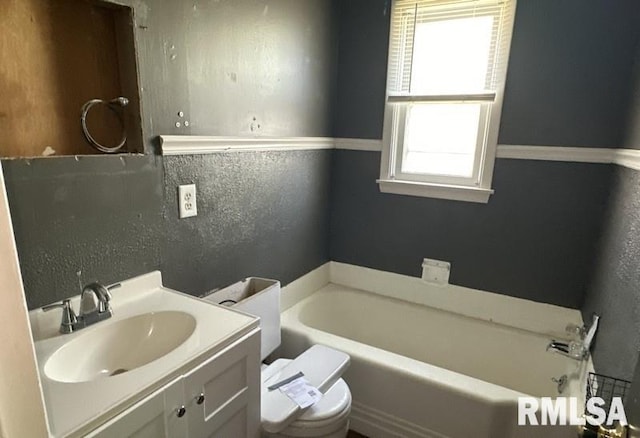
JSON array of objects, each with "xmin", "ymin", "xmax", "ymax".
[{"xmin": 86, "ymin": 329, "xmax": 260, "ymax": 438}]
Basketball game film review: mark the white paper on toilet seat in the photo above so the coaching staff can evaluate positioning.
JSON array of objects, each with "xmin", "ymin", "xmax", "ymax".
[{"xmin": 279, "ymin": 376, "xmax": 323, "ymax": 409}]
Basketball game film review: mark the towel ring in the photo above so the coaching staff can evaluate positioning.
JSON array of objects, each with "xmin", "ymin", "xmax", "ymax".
[{"xmin": 81, "ymin": 97, "xmax": 129, "ymax": 154}]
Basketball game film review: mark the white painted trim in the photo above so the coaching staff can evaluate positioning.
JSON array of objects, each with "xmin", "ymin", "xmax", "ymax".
[
  {"xmin": 160, "ymin": 136, "xmax": 335, "ymax": 155},
  {"xmin": 377, "ymin": 179, "xmax": 493, "ymax": 203},
  {"xmin": 334, "ymin": 138, "xmax": 382, "ymax": 152},
  {"xmin": 614, "ymin": 148, "xmax": 640, "ymax": 171},
  {"xmin": 160, "ymin": 135, "xmax": 640, "ymax": 172},
  {"xmin": 497, "ymin": 145, "xmax": 640, "ymax": 171},
  {"xmin": 0, "ymin": 167, "xmax": 50, "ymax": 437},
  {"xmin": 496, "ymin": 144, "xmax": 616, "ymax": 163}
]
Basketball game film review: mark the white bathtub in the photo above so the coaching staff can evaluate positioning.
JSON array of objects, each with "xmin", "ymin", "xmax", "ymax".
[{"xmin": 279, "ymin": 263, "xmax": 591, "ymax": 438}]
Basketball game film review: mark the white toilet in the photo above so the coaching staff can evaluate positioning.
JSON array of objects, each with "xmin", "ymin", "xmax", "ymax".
[
  {"xmin": 261, "ymin": 350, "xmax": 352, "ymax": 437},
  {"xmin": 207, "ymin": 277, "xmax": 352, "ymax": 437}
]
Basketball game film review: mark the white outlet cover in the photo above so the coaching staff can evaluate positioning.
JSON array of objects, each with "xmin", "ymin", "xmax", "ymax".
[{"xmin": 178, "ymin": 184, "xmax": 197, "ymax": 219}]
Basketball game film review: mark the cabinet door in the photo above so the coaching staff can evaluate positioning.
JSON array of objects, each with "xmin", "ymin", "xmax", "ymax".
[
  {"xmin": 86, "ymin": 377, "xmax": 187, "ymax": 438},
  {"xmin": 185, "ymin": 329, "xmax": 261, "ymax": 438}
]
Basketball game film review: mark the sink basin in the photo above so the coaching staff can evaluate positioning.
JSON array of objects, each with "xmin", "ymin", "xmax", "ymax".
[{"xmin": 44, "ymin": 311, "xmax": 196, "ymax": 383}]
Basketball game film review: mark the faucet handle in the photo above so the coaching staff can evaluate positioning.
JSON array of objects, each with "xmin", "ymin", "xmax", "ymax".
[
  {"xmin": 42, "ymin": 299, "xmax": 77, "ymax": 334},
  {"xmin": 565, "ymin": 323, "xmax": 586, "ymax": 338}
]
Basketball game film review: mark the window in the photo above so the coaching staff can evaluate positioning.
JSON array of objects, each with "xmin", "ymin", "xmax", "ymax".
[{"xmin": 379, "ymin": 0, "xmax": 516, "ymax": 203}]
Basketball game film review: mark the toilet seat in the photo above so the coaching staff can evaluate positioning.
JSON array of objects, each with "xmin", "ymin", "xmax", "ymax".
[
  {"xmin": 261, "ymin": 349, "xmax": 352, "ymax": 437},
  {"xmin": 261, "ymin": 346, "xmax": 350, "ymax": 434},
  {"xmin": 281, "ymin": 380, "xmax": 351, "ymax": 437}
]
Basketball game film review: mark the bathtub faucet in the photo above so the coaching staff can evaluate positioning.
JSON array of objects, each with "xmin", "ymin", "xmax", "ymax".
[{"xmin": 546, "ymin": 314, "xmax": 600, "ymax": 361}]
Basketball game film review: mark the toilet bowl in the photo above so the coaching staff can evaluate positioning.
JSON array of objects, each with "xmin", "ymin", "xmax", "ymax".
[{"xmin": 261, "ymin": 358, "xmax": 351, "ymax": 438}]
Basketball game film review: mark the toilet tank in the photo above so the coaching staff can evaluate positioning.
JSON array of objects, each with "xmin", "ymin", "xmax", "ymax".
[{"xmin": 202, "ymin": 278, "xmax": 280, "ymax": 361}]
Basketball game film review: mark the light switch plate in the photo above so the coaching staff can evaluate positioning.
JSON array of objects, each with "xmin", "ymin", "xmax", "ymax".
[{"xmin": 178, "ymin": 184, "xmax": 197, "ymax": 219}]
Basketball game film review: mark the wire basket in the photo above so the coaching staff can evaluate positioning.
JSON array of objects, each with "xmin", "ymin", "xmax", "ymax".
[{"xmin": 585, "ymin": 372, "xmax": 631, "ymax": 414}]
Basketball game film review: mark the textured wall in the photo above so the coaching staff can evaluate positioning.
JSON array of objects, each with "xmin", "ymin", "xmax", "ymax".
[
  {"xmin": 2, "ymin": 156, "xmax": 164, "ymax": 309},
  {"xmin": 330, "ymin": 150, "xmax": 612, "ymax": 308},
  {"xmin": 582, "ymin": 36, "xmax": 640, "ymax": 380},
  {"xmin": 161, "ymin": 151, "xmax": 332, "ymax": 296},
  {"xmin": 330, "ymin": 0, "xmax": 638, "ymax": 309},
  {"xmin": 4, "ymin": 0, "xmax": 338, "ymax": 309},
  {"xmin": 582, "ymin": 167, "xmax": 640, "ymax": 380}
]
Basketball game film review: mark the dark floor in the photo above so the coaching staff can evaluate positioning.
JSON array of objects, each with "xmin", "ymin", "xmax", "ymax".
[{"xmin": 347, "ymin": 431, "xmax": 367, "ymax": 438}]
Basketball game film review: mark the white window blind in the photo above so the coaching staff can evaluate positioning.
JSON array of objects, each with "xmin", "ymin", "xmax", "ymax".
[
  {"xmin": 388, "ymin": 0, "xmax": 515, "ymax": 100},
  {"xmin": 379, "ymin": 0, "xmax": 516, "ymax": 202}
]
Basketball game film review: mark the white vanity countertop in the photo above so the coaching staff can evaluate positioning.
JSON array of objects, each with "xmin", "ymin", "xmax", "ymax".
[{"xmin": 29, "ymin": 271, "xmax": 259, "ymax": 438}]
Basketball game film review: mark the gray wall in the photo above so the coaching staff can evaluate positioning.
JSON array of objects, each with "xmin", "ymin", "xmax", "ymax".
[
  {"xmin": 499, "ymin": 0, "xmax": 640, "ymax": 147},
  {"xmin": 334, "ymin": 0, "xmax": 390, "ymax": 139},
  {"xmin": 331, "ymin": 151, "xmax": 612, "ymax": 308},
  {"xmin": 330, "ymin": 0, "xmax": 639, "ymax": 308},
  {"xmin": 2, "ymin": 156, "xmax": 163, "ymax": 309},
  {"xmin": 134, "ymin": 0, "xmax": 338, "ymax": 147},
  {"xmin": 582, "ymin": 167, "xmax": 640, "ymax": 380},
  {"xmin": 3, "ymin": 0, "xmax": 337, "ymax": 309},
  {"xmin": 582, "ymin": 36, "xmax": 640, "ymax": 381},
  {"xmin": 626, "ymin": 36, "xmax": 640, "ymax": 150},
  {"xmin": 161, "ymin": 151, "xmax": 331, "ymax": 297}
]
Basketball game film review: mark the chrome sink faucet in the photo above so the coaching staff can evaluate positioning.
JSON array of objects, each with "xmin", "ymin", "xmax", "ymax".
[
  {"xmin": 43, "ymin": 282, "xmax": 117, "ymax": 334},
  {"xmin": 546, "ymin": 314, "xmax": 600, "ymax": 360},
  {"xmin": 79, "ymin": 282, "xmax": 113, "ymax": 325}
]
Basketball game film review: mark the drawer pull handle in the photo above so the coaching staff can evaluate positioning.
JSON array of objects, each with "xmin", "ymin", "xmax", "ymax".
[
  {"xmin": 196, "ymin": 393, "xmax": 205, "ymax": 405},
  {"xmin": 177, "ymin": 406, "xmax": 186, "ymax": 418}
]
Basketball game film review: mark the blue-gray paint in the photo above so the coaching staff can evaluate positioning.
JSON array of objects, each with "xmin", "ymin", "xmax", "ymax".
[
  {"xmin": 330, "ymin": 150, "xmax": 612, "ymax": 308},
  {"xmin": 500, "ymin": 0, "xmax": 640, "ymax": 147},
  {"xmin": 3, "ymin": 150, "xmax": 332, "ymax": 310},
  {"xmin": 582, "ymin": 166, "xmax": 640, "ymax": 381},
  {"xmin": 334, "ymin": 0, "xmax": 640, "ymax": 146},
  {"xmin": 329, "ymin": 0, "xmax": 639, "ymax": 311},
  {"xmin": 582, "ymin": 33, "xmax": 640, "ymax": 382},
  {"xmin": 161, "ymin": 151, "xmax": 332, "ymax": 297},
  {"xmin": 625, "ymin": 30, "xmax": 640, "ymax": 150},
  {"xmin": 334, "ymin": 0, "xmax": 390, "ymax": 139},
  {"xmin": 2, "ymin": 156, "xmax": 164, "ymax": 309}
]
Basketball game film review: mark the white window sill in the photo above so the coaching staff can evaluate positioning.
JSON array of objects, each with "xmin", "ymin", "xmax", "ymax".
[{"xmin": 377, "ymin": 179, "xmax": 494, "ymax": 203}]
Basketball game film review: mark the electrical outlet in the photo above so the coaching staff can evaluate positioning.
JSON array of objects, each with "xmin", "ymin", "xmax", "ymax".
[
  {"xmin": 178, "ymin": 184, "xmax": 197, "ymax": 219},
  {"xmin": 421, "ymin": 258, "xmax": 450, "ymax": 285}
]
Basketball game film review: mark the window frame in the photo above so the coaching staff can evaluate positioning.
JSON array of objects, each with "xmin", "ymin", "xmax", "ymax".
[{"xmin": 379, "ymin": 0, "xmax": 517, "ymax": 203}]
